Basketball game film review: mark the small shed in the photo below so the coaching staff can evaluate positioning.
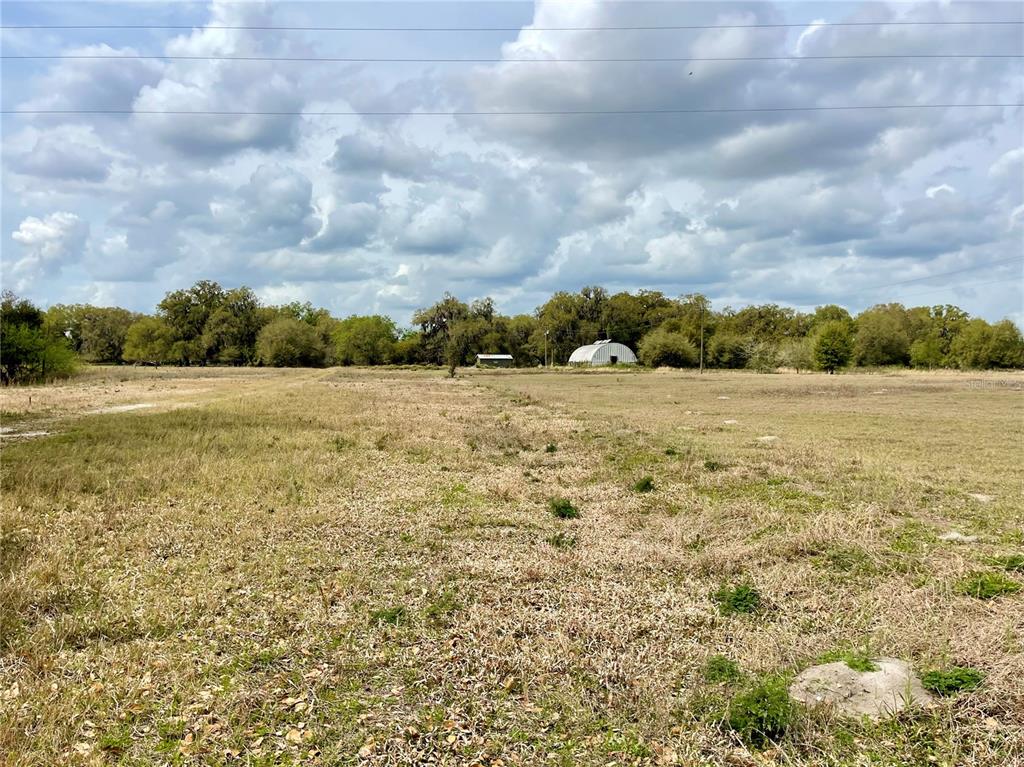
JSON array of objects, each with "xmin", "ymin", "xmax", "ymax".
[
  {"xmin": 476, "ymin": 353, "xmax": 514, "ymax": 368},
  {"xmin": 568, "ymin": 339, "xmax": 637, "ymax": 366}
]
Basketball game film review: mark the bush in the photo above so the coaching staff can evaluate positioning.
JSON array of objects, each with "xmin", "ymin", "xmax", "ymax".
[
  {"xmin": 369, "ymin": 605, "xmax": 408, "ymax": 626},
  {"xmin": 708, "ymin": 332, "xmax": 748, "ymax": 369},
  {"xmin": 745, "ymin": 340, "xmax": 779, "ymax": 373},
  {"xmin": 546, "ymin": 531, "xmax": 578, "ymax": 549},
  {"xmin": 123, "ymin": 317, "xmax": 175, "ymax": 365},
  {"xmin": 956, "ymin": 571, "xmax": 1021, "ymax": 599},
  {"xmin": 638, "ymin": 327, "xmax": 698, "ymax": 368},
  {"xmin": 712, "ymin": 582, "xmax": 763, "ymax": 615},
  {"xmin": 726, "ymin": 676, "xmax": 794, "ymax": 746},
  {"xmin": 256, "ymin": 317, "xmax": 326, "ymax": 367},
  {"xmin": 921, "ymin": 667, "xmax": 984, "ymax": 696},
  {"xmin": 548, "ymin": 497, "xmax": 580, "ymax": 519}
]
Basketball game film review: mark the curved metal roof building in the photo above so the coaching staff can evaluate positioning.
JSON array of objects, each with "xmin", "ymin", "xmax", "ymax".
[{"xmin": 567, "ymin": 339, "xmax": 638, "ymax": 366}]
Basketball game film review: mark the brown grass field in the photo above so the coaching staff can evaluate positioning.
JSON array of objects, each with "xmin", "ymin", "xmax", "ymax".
[{"xmin": 1, "ymin": 366, "xmax": 1022, "ymax": 766}]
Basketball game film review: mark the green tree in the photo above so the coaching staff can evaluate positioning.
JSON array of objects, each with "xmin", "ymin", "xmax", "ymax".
[
  {"xmin": 1, "ymin": 291, "xmax": 77, "ymax": 383},
  {"xmin": 123, "ymin": 317, "xmax": 175, "ymax": 365},
  {"xmin": 854, "ymin": 304, "xmax": 911, "ymax": 367},
  {"xmin": 948, "ymin": 319, "xmax": 994, "ymax": 369},
  {"xmin": 812, "ymin": 320, "xmax": 853, "ymax": 373},
  {"xmin": 637, "ymin": 326, "xmax": 698, "ymax": 367},
  {"xmin": 909, "ymin": 336, "xmax": 944, "ymax": 369},
  {"xmin": 986, "ymin": 320, "xmax": 1024, "ymax": 369},
  {"xmin": 333, "ymin": 315, "xmax": 398, "ymax": 365},
  {"xmin": 256, "ymin": 318, "xmax": 326, "ymax": 367},
  {"xmin": 202, "ymin": 287, "xmax": 264, "ymax": 364},
  {"xmin": 45, "ymin": 304, "xmax": 139, "ymax": 363},
  {"xmin": 158, "ymin": 280, "xmax": 225, "ymax": 364},
  {"xmin": 412, "ymin": 293, "xmax": 470, "ymax": 365},
  {"xmin": 708, "ymin": 332, "xmax": 749, "ymax": 369}
]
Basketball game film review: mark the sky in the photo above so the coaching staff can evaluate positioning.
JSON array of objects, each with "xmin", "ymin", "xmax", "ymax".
[{"xmin": 2, "ymin": 0, "xmax": 1022, "ymax": 326}]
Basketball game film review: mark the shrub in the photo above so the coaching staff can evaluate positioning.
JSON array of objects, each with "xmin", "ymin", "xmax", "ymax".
[
  {"xmin": 956, "ymin": 571, "xmax": 1021, "ymax": 599},
  {"xmin": 708, "ymin": 332, "xmax": 749, "ymax": 369},
  {"xmin": 638, "ymin": 327, "xmax": 698, "ymax": 368},
  {"xmin": 633, "ymin": 476, "xmax": 655, "ymax": 493},
  {"xmin": 712, "ymin": 582, "xmax": 763, "ymax": 616},
  {"xmin": 726, "ymin": 676, "xmax": 794, "ymax": 746},
  {"xmin": 548, "ymin": 497, "xmax": 580, "ymax": 519},
  {"xmin": 703, "ymin": 655, "xmax": 742, "ymax": 683},
  {"xmin": 921, "ymin": 667, "xmax": 984, "ymax": 696},
  {"xmin": 1, "ymin": 291, "xmax": 78, "ymax": 384}
]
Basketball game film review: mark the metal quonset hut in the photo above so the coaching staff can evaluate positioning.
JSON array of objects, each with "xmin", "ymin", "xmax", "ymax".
[{"xmin": 568, "ymin": 339, "xmax": 638, "ymax": 366}]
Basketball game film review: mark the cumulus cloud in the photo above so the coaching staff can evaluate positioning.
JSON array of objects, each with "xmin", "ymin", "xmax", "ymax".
[{"xmin": 7, "ymin": 212, "xmax": 89, "ymax": 288}]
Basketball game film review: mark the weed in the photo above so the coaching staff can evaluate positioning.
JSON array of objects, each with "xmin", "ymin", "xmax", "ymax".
[
  {"xmin": 546, "ymin": 531, "xmax": 578, "ymax": 550},
  {"xmin": 819, "ymin": 646, "xmax": 878, "ymax": 672},
  {"xmin": 369, "ymin": 605, "xmax": 408, "ymax": 626},
  {"xmin": 545, "ymin": 443, "xmax": 558, "ymax": 453},
  {"xmin": 712, "ymin": 582, "xmax": 763, "ymax": 616},
  {"xmin": 920, "ymin": 667, "xmax": 984, "ymax": 696},
  {"xmin": 986, "ymin": 554, "xmax": 1024, "ymax": 572},
  {"xmin": 664, "ymin": 447, "xmax": 678, "ymax": 456},
  {"xmin": 726, "ymin": 676, "xmax": 794, "ymax": 746},
  {"xmin": 703, "ymin": 655, "xmax": 742, "ymax": 683},
  {"xmin": 548, "ymin": 497, "xmax": 580, "ymax": 520},
  {"xmin": 703, "ymin": 459, "xmax": 726, "ymax": 472},
  {"xmin": 633, "ymin": 476, "xmax": 655, "ymax": 493},
  {"xmin": 98, "ymin": 726, "xmax": 133, "ymax": 754},
  {"xmin": 956, "ymin": 571, "xmax": 1021, "ymax": 599}
]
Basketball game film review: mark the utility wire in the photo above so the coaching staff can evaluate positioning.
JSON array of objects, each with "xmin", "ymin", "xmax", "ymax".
[
  {"xmin": 5, "ymin": 53, "xmax": 1020, "ymax": 63},
  {"xmin": 4, "ymin": 104, "xmax": 1021, "ymax": 117},
  {"xmin": 862, "ymin": 255, "xmax": 1024, "ymax": 292},
  {"xmin": 3, "ymin": 20, "xmax": 1022, "ymax": 32}
]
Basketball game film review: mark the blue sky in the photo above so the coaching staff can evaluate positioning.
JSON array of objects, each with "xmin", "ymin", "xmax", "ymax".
[{"xmin": 2, "ymin": 0, "xmax": 1022, "ymax": 325}]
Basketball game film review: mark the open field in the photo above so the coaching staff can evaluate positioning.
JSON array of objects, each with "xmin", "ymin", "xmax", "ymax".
[{"xmin": 1, "ymin": 366, "xmax": 1022, "ymax": 766}]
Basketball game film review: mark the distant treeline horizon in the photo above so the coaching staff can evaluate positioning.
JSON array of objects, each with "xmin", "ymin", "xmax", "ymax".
[{"xmin": 2, "ymin": 282, "xmax": 1023, "ymax": 384}]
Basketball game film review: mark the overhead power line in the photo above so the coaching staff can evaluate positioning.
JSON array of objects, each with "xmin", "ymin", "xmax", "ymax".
[
  {"xmin": 5, "ymin": 53, "xmax": 1020, "ymax": 63},
  {"xmin": 2, "ymin": 20, "xmax": 1022, "ymax": 32},
  {"xmin": 861, "ymin": 255, "xmax": 1024, "ymax": 293},
  {"xmin": 4, "ymin": 103, "xmax": 1021, "ymax": 117}
]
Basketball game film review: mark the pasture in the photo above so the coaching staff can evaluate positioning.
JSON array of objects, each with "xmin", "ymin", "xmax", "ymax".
[{"xmin": 1, "ymin": 366, "xmax": 1022, "ymax": 766}]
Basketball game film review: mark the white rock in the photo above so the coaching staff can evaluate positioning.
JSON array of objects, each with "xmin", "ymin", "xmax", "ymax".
[
  {"xmin": 717, "ymin": 396, "xmax": 731, "ymax": 400},
  {"xmin": 757, "ymin": 435, "xmax": 779, "ymax": 443},
  {"xmin": 723, "ymin": 419, "xmax": 738, "ymax": 425},
  {"xmin": 938, "ymin": 531, "xmax": 978, "ymax": 544},
  {"xmin": 790, "ymin": 658, "xmax": 934, "ymax": 720},
  {"xmin": 967, "ymin": 493, "xmax": 995, "ymax": 503}
]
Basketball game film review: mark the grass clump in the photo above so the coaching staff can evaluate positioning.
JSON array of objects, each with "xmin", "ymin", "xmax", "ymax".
[
  {"xmin": 986, "ymin": 554, "xmax": 1024, "ymax": 572},
  {"xmin": 545, "ymin": 443, "xmax": 558, "ymax": 453},
  {"xmin": 546, "ymin": 531, "xmax": 578, "ymax": 550},
  {"xmin": 703, "ymin": 655, "xmax": 742, "ymax": 683},
  {"xmin": 726, "ymin": 676, "xmax": 794, "ymax": 746},
  {"xmin": 920, "ymin": 667, "xmax": 984, "ymax": 696},
  {"xmin": 548, "ymin": 497, "xmax": 580, "ymax": 520},
  {"xmin": 703, "ymin": 458, "xmax": 726, "ymax": 472},
  {"xmin": 664, "ymin": 447, "xmax": 678, "ymax": 456},
  {"xmin": 633, "ymin": 475, "xmax": 655, "ymax": 493},
  {"xmin": 956, "ymin": 571, "xmax": 1021, "ymax": 599},
  {"xmin": 369, "ymin": 605, "xmax": 408, "ymax": 626},
  {"xmin": 712, "ymin": 582, "xmax": 763, "ymax": 616},
  {"xmin": 819, "ymin": 646, "xmax": 878, "ymax": 672}
]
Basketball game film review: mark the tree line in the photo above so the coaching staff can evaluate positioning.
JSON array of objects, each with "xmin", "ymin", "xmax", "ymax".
[{"xmin": 2, "ymin": 283, "xmax": 1022, "ymax": 384}]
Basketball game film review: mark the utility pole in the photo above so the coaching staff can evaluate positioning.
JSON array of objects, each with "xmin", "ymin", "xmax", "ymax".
[
  {"xmin": 544, "ymin": 330, "xmax": 549, "ymax": 368},
  {"xmin": 699, "ymin": 300, "xmax": 705, "ymax": 375}
]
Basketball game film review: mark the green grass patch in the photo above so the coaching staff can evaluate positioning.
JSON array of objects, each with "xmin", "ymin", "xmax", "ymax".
[
  {"xmin": 986, "ymin": 554, "xmax": 1024, "ymax": 572},
  {"xmin": 545, "ymin": 443, "xmax": 558, "ymax": 453},
  {"xmin": 818, "ymin": 646, "xmax": 878, "ymax": 672},
  {"xmin": 369, "ymin": 605, "xmax": 408, "ymax": 626},
  {"xmin": 920, "ymin": 667, "xmax": 984, "ymax": 696},
  {"xmin": 546, "ymin": 531, "xmax": 578, "ymax": 550},
  {"xmin": 632, "ymin": 475, "xmax": 655, "ymax": 493},
  {"xmin": 548, "ymin": 497, "xmax": 580, "ymax": 520},
  {"xmin": 703, "ymin": 458, "xmax": 726, "ymax": 472},
  {"xmin": 956, "ymin": 571, "xmax": 1021, "ymax": 599},
  {"xmin": 703, "ymin": 655, "xmax": 742, "ymax": 683},
  {"xmin": 712, "ymin": 582, "xmax": 764, "ymax": 616}
]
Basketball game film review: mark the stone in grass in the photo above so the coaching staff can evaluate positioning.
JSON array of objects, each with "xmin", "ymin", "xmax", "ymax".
[
  {"xmin": 757, "ymin": 435, "xmax": 779, "ymax": 443},
  {"xmin": 789, "ymin": 658, "xmax": 934, "ymax": 720},
  {"xmin": 967, "ymin": 493, "xmax": 995, "ymax": 503},
  {"xmin": 723, "ymin": 419, "xmax": 739, "ymax": 425},
  {"xmin": 938, "ymin": 531, "xmax": 978, "ymax": 544}
]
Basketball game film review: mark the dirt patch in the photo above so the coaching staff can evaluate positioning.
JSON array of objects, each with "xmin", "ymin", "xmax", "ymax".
[
  {"xmin": 790, "ymin": 658, "xmax": 934, "ymax": 719},
  {"xmin": 86, "ymin": 403, "xmax": 155, "ymax": 415}
]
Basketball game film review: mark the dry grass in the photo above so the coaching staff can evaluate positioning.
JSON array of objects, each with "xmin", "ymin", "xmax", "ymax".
[{"xmin": 1, "ymin": 366, "xmax": 1022, "ymax": 766}]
